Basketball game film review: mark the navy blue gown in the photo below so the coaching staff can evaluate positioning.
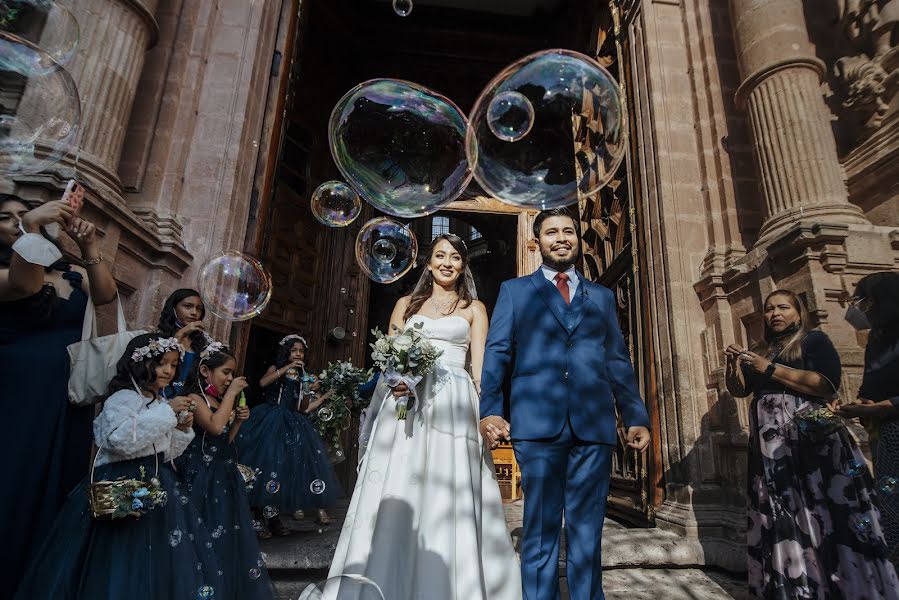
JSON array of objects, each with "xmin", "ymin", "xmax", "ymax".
[
  {"xmin": 14, "ymin": 454, "xmax": 225, "ymax": 600},
  {"xmin": 178, "ymin": 402, "xmax": 276, "ymax": 599},
  {"xmin": 164, "ymin": 350, "xmax": 197, "ymax": 398},
  {"xmin": 236, "ymin": 376, "xmax": 340, "ymax": 512},
  {"xmin": 0, "ymin": 268, "xmax": 94, "ymax": 595}
]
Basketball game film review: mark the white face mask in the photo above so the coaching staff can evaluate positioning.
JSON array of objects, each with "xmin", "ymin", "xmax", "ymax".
[{"xmin": 845, "ymin": 305, "xmax": 872, "ymax": 331}]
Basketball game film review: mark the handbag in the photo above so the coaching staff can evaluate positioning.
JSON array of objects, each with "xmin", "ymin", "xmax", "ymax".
[{"xmin": 67, "ymin": 295, "xmax": 146, "ymax": 406}]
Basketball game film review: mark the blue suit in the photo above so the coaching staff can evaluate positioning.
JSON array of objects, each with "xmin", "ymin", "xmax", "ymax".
[{"xmin": 480, "ymin": 270, "xmax": 650, "ymax": 600}]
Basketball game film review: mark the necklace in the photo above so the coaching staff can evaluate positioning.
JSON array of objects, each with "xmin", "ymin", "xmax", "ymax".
[{"xmin": 431, "ymin": 294, "xmax": 458, "ymax": 315}]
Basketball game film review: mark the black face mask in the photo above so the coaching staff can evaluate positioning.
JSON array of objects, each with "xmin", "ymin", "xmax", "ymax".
[{"xmin": 771, "ymin": 322, "xmax": 800, "ymax": 342}]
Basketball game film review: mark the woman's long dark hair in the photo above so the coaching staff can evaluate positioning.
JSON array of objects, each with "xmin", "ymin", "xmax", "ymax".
[
  {"xmin": 855, "ymin": 271, "xmax": 899, "ymax": 337},
  {"xmin": 102, "ymin": 333, "xmax": 180, "ymax": 402},
  {"xmin": 275, "ymin": 336, "xmax": 307, "ymax": 370},
  {"xmin": 755, "ymin": 290, "xmax": 811, "ymax": 362},
  {"xmin": 184, "ymin": 346, "xmax": 237, "ymax": 396},
  {"xmin": 157, "ymin": 288, "xmax": 207, "ymax": 353},
  {"xmin": 402, "ymin": 233, "xmax": 474, "ymax": 322}
]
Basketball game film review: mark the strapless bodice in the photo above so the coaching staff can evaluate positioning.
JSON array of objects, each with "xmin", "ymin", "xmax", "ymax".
[{"xmin": 405, "ymin": 315, "xmax": 470, "ymax": 368}]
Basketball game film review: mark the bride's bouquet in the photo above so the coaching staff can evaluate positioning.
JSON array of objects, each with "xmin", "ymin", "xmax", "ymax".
[{"xmin": 370, "ymin": 322, "xmax": 443, "ymax": 420}]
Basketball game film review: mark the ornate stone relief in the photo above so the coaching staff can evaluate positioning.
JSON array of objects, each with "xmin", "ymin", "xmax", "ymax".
[{"xmin": 833, "ymin": 0, "xmax": 899, "ymax": 136}]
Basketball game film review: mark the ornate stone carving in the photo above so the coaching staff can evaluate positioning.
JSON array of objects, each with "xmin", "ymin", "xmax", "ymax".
[{"xmin": 833, "ymin": 0, "xmax": 899, "ymax": 135}]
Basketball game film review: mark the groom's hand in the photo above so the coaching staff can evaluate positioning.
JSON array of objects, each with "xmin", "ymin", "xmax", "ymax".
[
  {"xmin": 626, "ymin": 426, "xmax": 651, "ymax": 452},
  {"xmin": 479, "ymin": 416, "xmax": 511, "ymax": 449}
]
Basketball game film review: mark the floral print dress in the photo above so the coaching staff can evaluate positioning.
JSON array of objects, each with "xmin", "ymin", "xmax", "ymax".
[{"xmin": 744, "ymin": 330, "xmax": 899, "ymax": 599}]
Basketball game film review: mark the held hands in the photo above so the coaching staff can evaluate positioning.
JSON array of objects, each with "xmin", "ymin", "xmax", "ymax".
[
  {"xmin": 479, "ymin": 415, "xmax": 511, "ymax": 449},
  {"xmin": 626, "ymin": 426, "xmax": 651, "ymax": 452}
]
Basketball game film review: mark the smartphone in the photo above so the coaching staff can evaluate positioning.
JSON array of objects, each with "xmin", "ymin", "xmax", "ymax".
[{"xmin": 61, "ymin": 179, "xmax": 84, "ymax": 215}]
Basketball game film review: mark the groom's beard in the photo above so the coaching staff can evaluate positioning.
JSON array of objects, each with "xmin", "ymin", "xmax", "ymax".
[{"xmin": 540, "ymin": 252, "xmax": 576, "ymax": 272}]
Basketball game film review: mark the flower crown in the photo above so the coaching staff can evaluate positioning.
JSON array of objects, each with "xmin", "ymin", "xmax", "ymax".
[
  {"xmin": 279, "ymin": 334, "xmax": 307, "ymax": 348},
  {"xmin": 131, "ymin": 337, "xmax": 184, "ymax": 363},
  {"xmin": 200, "ymin": 341, "xmax": 229, "ymax": 361}
]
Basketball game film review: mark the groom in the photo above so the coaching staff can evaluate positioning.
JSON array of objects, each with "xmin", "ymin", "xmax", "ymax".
[{"xmin": 479, "ymin": 208, "xmax": 651, "ymax": 600}]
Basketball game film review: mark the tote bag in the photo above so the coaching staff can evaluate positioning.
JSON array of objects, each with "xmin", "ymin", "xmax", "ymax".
[{"xmin": 67, "ymin": 295, "xmax": 146, "ymax": 406}]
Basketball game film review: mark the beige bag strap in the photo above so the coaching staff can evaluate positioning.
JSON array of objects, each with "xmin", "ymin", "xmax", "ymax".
[{"xmin": 80, "ymin": 294, "xmax": 127, "ymax": 342}]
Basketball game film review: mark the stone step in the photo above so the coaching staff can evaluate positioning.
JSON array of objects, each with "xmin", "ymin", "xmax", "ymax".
[{"xmin": 260, "ymin": 499, "xmax": 749, "ymax": 600}]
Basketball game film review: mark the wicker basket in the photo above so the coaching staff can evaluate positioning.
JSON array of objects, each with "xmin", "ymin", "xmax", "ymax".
[{"xmin": 88, "ymin": 447, "xmax": 159, "ymax": 520}]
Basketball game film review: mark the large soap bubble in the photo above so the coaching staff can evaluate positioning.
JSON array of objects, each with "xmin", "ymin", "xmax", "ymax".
[
  {"xmin": 0, "ymin": 0, "xmax": 80, "ymax": 66},
  {"xmin": 467, "ymin": 49, "xmax": 627, "ymax": 210},
  {"xmin": 197, "ymin": 252, "xmax": 273, "ymax": 321},
  {"xmin": 355, "ymin": 217, "xmax": 418, "ymax": 284},
  {"xmin": 311, "ymin": 180, "xmax": 362, "ymax": 227},
  {"xmin": 329, "ymin": 79, "xmax": 472, "ymax": 218},
  {"xmin": 0, "ymin": 31, "xmax": 80, "ymax": 174}
]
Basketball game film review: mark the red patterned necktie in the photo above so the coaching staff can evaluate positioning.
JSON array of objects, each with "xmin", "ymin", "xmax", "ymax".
[{"xmin": 554, "ymin": 272, "xmax": 570, "ymax": 304}]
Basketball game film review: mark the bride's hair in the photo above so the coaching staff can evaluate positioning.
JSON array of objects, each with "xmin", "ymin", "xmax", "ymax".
[{"xmin": 403, "ymin": 233, "xmax": 478, "ymax": 322}]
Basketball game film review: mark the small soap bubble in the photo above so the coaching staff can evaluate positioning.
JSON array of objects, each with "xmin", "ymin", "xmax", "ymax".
[
  {"xmin": 355, "ymin": 218, "xmax": 418, "ymax": 283},
  {"xmin": 310, "ymin": 479, "xmax": 326, "ymax": 495},
  {"xmin": 392, "ymin": 0, "xmax": 412, "ymax": 17},
  {"xmin": 878, "ymin": 476, "xmax": 898, "ymax": 495},
  {"xmin": 311, "ymin": 181, "xmax": 362, "ymax": 227},
  {"xmin": 265, "ymin": 480, "xmax": 281, "ymax": 494},
  {"xmin": 487, "ymin": 91, "xmax": 535, "ymax": 142},
  {"xmin": 249, "ymin": 567, "xmax": 262, "ymax": 580},
  {"xmin": 263, "ymin": 506, "xmax": 279, "ymax": 519},
  {"xmin": 846, "ymin": 459, "xmax": 866, "ymax": 477}
]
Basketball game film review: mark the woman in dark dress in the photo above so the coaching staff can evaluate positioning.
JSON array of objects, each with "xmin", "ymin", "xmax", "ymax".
[
  {"xmin": 237, "ymin": 334, "xmax": 340, "ymax": 538},
  {"xmin": 837, "ymin": 271, "xmax": 899, "ymax": 569},
  {"xmin": 725, "ymin": 289, "xmax": 898, "ymax": 599},
  {"xmin": 0, "ymin": 194, "xmax": 118, "ymax": 595},
  {"xmin": 158, "ymin": 288, "xmax": 213, "ymax": 398}
]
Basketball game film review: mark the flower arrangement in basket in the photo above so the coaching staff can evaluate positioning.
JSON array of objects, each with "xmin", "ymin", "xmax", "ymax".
[
  {"xmin": 370, "ymin": 322, "xmax": 442, "ymax": 420},
  {"xmin": 315, "ymin": 360, "xmax": 373, "ymax": 452},
  {"xmin": 89, "ymin": 465, "xmax": 167, "ymax": 520}
]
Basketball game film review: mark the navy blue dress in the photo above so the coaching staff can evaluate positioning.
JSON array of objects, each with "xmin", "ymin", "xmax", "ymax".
[
  {"xmin": 164, "ymin": 350, "xmax": 197, "ymax": 399},
  {"xmin": 236, "ymin": 377, "xmax": 339, "ymax": 512},
  {"xmin": 14, "ymin": 454, "xmax": 225, "ymax": 600},
  {"xmin": 0, "ymin": 268, "xmax": 94, "ymax": 594},
  {"xmin": 178, "ymin": 403, "xmax": 276, "ymax": 599}
]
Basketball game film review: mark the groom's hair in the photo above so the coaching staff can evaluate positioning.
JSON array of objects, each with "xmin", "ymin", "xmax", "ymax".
[{"xmin": 533, "ymin": 208, "xmax": 580, "ymax": 239}]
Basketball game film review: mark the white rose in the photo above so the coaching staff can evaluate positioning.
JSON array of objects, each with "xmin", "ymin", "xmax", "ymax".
[
  {"xmin": 375, "ymin": 338, "xmax": 391, "ymax": 353},
  {"xmin": 393, "ymin": 335, "xmax": 414, "ymax": 351},
  {"xmin": 419, "ymin": 338, "xmax": 434, "ymax": 353}
]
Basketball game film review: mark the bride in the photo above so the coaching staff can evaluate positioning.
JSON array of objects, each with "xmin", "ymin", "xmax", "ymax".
[{"xmin": 317, "ymin": 233, "xmax": 521, "ymax": 600}]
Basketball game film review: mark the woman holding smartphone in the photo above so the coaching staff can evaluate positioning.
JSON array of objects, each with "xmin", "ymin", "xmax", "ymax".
[{"xmin": 0, "ymin": 192, "xmax": 118, "ymax": 594}]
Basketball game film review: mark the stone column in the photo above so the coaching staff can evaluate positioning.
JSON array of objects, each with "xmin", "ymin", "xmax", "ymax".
[
  {"xmin": 63, "ymin": 0, "xmax": 159, "ymax": 195},
  {"xmin": 730, "ymin": 0, "xmax": 867, "ymax": 243}
]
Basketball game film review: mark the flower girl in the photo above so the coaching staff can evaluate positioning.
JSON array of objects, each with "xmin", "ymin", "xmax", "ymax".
[
  {"xmin": 15, "ymin": 333, "xmax": 224, "ymax": 600},
  {"xmin": 237, "ymin": 334, "xmax": 339, "ymax": 537},
  {"xmin": 177, "ymin": 341, "xmax": 275, "ymax": 599}
]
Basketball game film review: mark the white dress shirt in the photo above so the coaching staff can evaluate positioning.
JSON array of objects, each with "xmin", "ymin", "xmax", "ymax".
[{"xmin": 540, "ymin": 264, "xmax": 579, "ymax": 299}]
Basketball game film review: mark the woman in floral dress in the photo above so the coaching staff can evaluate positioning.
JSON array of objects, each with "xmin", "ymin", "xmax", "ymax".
[{"xmin": 725, "ymin": 289, "xmax": 898, "ymax": 599}]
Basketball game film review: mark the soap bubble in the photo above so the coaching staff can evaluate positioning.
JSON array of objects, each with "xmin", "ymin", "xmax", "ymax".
[
  {"xmin": 318, "ymin": 406, "xmax": 334, "ymax": 422},
  {"xmin": 487, "ymin": 91, "xmax": 534, "ymax": 142},
  {"xmin": 310, "ymin": 479, "xmax": 326, "ymax": 495},
  {"xmin": 197, "ymin": 586, "xmax": 215, "ymax": 599},
  {"xmin": 262, "ymin": 506, "xmax": 279, "ymax": 519},
  {"xmin": 0, "ymin": 1, "xmax": 80, "ymax": 66},
  {"xmin": 355, "ymin": 217, "xmax": 418, "ymax": 283},
  {"xmin": 265, "ymin": 480, "xmax": 280, "ymax": 494},
  {"xmin": 392, "ymin": 0, "xmax": 412, "ymax": 17},
  {"xmin": 311, "ymin": 180, "xmax": 362, "ymax": 227},
  {"xmin": 852, "ymin": 514, "xmax": 872, "ymax": 533},
  {"xmin": 248, "ymin": 567, "xmax": 261, "ymax": 580},
  {"xmin": 846, "ymin": 459, "xmax": 866, "ymax": 477},
  {"xmin": 878, "ymin": 476, "xmax": 898, "ymax": 495},
  {"xmin": 329, "ymin": 78, "xmax": 471, "ymax": 218},
  {"xmin": 299, "ymin": 574, "xmax": 385, "ymax": 600},
  {"xmin": 467, "ymin": 49, "xmax": 627, "ymax": 209},
  {"xmin": 0, "ymin": 31, "xmax": 80, "ymax": 174},
  {"xmin": 197, "ymin": 252, "xmax": 272, "ymax": 321}
]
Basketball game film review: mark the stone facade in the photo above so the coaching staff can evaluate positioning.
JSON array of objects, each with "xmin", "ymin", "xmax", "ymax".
[{"xmin": 2, "ymin": 0, "xmax": 896, "ymax": 573}]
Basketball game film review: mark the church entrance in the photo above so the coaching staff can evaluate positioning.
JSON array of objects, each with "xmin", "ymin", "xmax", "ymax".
[{"xmin": 242, "ymin": 0, "xmax": 661, "ymax": 520}]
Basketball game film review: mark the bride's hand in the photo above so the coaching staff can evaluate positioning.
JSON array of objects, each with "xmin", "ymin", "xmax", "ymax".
[
  {"xmin": 479, "ymin": 416, "xmax": 510, "ymax": 448},
  {"xmin": 391, "ymin": 382, "xmax": 410, "ymax": 398}
]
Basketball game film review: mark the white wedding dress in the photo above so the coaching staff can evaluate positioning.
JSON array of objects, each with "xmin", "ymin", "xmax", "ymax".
[{"xmin": 318, "ymin": 315, "xmax": 522, "ymax": 600}]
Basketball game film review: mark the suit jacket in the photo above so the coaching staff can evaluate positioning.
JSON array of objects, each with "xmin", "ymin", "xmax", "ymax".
[{"xmin": 479, "ymin": 269, "xmax": 650, "ymax": 444}]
